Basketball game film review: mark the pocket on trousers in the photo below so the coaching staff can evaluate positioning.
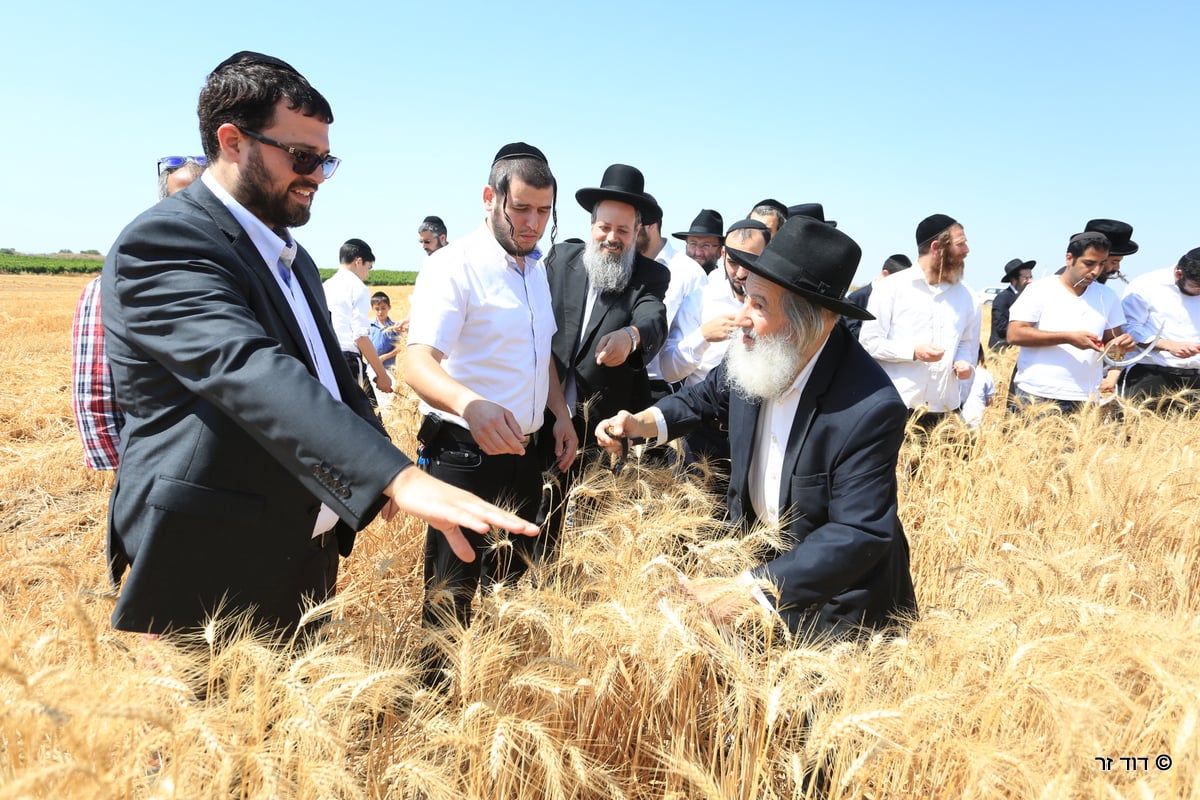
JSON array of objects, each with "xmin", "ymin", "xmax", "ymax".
[{"xmin": 147, "ymin": 475, "xmax": 265, "ymax": 522}]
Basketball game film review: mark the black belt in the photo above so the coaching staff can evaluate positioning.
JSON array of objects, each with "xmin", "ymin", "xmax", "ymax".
[
  {"xmin": 1139, "ymin": 363, "xmax": 1200, "ymax": 378},
  {"xmin": 438, "ymin": 422, "xmax": 532, "ymax": 448}
]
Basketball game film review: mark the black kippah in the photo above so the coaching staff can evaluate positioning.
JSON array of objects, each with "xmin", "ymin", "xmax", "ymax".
[
  {"xmin": 492, "ymin": 142, "xmax": 548, "ymax": 166},
  {"xmin": 212, "ymin": 51, "xmax": 301, "ymax": 76}
]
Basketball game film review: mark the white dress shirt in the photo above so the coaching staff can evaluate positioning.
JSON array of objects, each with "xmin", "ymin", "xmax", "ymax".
[
  {"xmin": 407, "ymin": 223, "xmax": 556, "ymax": 435},
  {"xmin": 323, "ymin": 267, "xmax": 372, "ymax": 353},
  {"xmin": 657, "ymin": 272, "xmax": 744, "ymax": 386},
  {"xmin": 645, "ymin": 242, "xmax": 707, "ymax": 382},
  {"xmin": 746, "ymin": 338, "xmax": 828, "ymax": 524},
  {"xmin": 1121, "ymin": 268, "xmax": 1200, "ymax": 370},
  {"xmin": 860, "ymin": 268, "xmax": 980, "ymax": 412}
]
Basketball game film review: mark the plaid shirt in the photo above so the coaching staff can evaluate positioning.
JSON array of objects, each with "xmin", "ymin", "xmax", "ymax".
[{"xmin": 71, "ymin": 277, "xmax": 123, "ymax": 470}]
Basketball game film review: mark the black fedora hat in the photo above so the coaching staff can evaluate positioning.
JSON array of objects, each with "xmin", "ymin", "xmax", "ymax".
[
  {"xmin": 1001, "ymin": 257, "xmax": 1036, "ymax": 283},
  {"xmin": 672, "ymin": 209, "xmax": 725, "ymax": 241},
  {"xmin": 738, "ymin": 216, "xmax": 870, "ymax": 321},
  {"xmin": 575, "ymin": 164, "xmax": 657, "ymax": 217},
  {"xmin": 787, "ymin": 202, "xmax": 837, "ymax": 228},
  {"xmin": 1084, "ymin": 218, "xmax": 1138, "ymax": 256}
]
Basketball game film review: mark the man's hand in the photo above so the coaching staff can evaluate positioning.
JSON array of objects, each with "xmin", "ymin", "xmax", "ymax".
[
  {"xmin": 373, "ymin": 371, "xmax": 394, "ymax": 393},
  {"xmin": 1104, "ymin": 333, "xmax": 1135, "ymax": 355},
  {"xmin": 700, "ymin": 314, "xmax": 739, "ymax": 343},
  {"xmin": 595, "ymin": 410, "xmax": 651, "ymax": 455},
  {"xmin": 1099, "ymin": 371, "xmax": 1120, "ymax": 395},
  {"xmin": 462, "ymin": 399, "xmax": 527, "ymax": 455},
  {"xmin": 1062, "ymin": 331, "xmax": 1105, "ymax": 351},
  {"xmin": 1159, "ymin": 339, "xmax": 1200, "ymax": 359},
  {"xmin": 382, "ymin": 466, "xmax": 539, "ymax": 564},
  {"xmin": 914, "ymin": 344, "xmax": 945, "ymax": 362},
  {"xmin": 595, "ymin": 329, "xmax": 634, "ymax": 367},
  {"xmin": 552, "ymin": 413, "xmax": 579, "ymax": 472},
  {"xmin": 952, "ymin": 360, "xmax": 974, "ymax": 380}
]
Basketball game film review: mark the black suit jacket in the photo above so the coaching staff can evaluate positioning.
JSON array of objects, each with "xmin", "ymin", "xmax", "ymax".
[
  {"xmin": 988, "ymin": 286, "xmax": 1018, "ymax": 349},
  {"xmin": 655, "ymin": 325, "xmax": 917, "ymax": 637},
  {"xmin": 839, "ymin": 283, "xmax": 872, "ymax": 339},
  {"xmin": 546, "ymin": 241, "xmax": 670, "ymax": 433},
  {"xmin": 101, "ymin": 180, "xmax": 409, "ymax": 635}
]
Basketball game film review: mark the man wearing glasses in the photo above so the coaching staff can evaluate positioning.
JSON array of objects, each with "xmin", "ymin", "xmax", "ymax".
[
  {"xmin": 101, "ymin": 51, "xmax": 537, "ymax": 641},
  {"xmin": 673, "ymin": 209, "xmax": 725, "ymax": 275},
  {"xmin": 71, "ymin": 155, "xmax": 205, "ymax": 472}
]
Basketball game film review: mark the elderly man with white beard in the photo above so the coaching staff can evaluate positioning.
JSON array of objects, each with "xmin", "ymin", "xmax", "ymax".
[{"xmin": 595, "ymin": 217, "xmax": 917, "ymax": 639}]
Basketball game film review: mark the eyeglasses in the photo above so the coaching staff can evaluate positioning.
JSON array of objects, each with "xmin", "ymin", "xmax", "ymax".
[
  {"xmin": 236, "ymin": 126, "xmax": 340, "ymax": 179},
  {"xmin": 157, "ymin": 156, "xmax": 207, "ymax": 176}
]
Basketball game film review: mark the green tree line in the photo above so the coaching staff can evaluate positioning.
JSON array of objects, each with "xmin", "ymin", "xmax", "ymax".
[{"xmin": 0, "ymin": 253, "xmax": 416, "ymax": 285}]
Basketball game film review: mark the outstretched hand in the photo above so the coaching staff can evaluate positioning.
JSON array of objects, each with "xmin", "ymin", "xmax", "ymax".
[{"xmin": 383, "ymin": 466, "xmax": 538, "ymax": 563}]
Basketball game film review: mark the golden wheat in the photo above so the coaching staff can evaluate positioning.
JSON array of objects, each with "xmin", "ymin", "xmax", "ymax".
[{"xmin": 1, "ymin": 275, "xmax": 1198, "ymax": 798}]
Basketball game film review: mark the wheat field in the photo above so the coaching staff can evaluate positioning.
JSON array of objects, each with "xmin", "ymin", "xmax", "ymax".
[{"xmin": 1, "ymin": 273, "xmax": 1197, "ymax": 799}]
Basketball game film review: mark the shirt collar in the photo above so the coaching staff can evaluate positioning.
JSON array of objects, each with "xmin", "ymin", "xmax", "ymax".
[
  {"xmin": 201, "ymin": 170, "xmax": 295, "ymax": 268},
  {"xmin": 475, "ymin": 221, "xmax": 542, "ymax": 274}
]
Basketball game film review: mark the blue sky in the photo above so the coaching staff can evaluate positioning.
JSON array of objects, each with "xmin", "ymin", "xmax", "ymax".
[{"xmin": 4, "ymin": 1, "xmax": 1197, "ymax": 288}]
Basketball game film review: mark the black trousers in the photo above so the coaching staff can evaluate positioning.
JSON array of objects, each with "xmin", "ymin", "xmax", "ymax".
[
  {"xmin": 342, "ymin": 351, "xmax": 378, "ymax": 412},
  {"xmin": 1121, "ymin": 364, "xmax": 1200, "ymax": 411},
  {"xmin": 421, "ymin": 426, "xmax": 544, "ymax": 628}
]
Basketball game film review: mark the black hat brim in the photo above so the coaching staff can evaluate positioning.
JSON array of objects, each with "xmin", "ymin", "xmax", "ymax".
[
  {"xmin": 576, "ymin": 188, "xmax": 658, "ymax": 218},
  {"xmin": 671, "ymin": 230, "xmax": 725, "ymax": 242},
  {"xmin": 1109, "ymin": 240, "xmax": 1139, "ymax": 256},
  {"xmin": 1001, "ymin": 259, "xmax": 1037, "ymax": 283},
  {"xmin": 739, "ymin": 248, "xmax": 874, "ymax": 321}
]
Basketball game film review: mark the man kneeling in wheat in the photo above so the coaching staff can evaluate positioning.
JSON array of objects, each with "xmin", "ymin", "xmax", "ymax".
[{"xmin": 596, "ymin": 216, "xmax": 917, "ymax": 639}]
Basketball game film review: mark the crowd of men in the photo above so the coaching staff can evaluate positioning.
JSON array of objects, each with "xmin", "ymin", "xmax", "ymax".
[{"xmin": 69, "ymin": 52, "xmax": 1200, "ymax": 672}]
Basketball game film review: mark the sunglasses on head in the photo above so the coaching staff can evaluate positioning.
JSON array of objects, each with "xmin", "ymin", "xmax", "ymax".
[
  {"xmin": 236, "ymin": 126, "xmax": 340, "ymax": 179},
  {"xmin": 157, "ymin": 156, "xmax": 207, "ymax": 176}
]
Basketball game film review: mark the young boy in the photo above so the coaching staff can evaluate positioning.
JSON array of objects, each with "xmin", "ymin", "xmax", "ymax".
[{"xmin": 369, "ymin": 292, "xmax": 403, "ymax": 407}]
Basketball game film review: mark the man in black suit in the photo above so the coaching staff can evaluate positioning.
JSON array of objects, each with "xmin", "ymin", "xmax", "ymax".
[
  {"xmin": 988, "ymin": 257, "xmax": 1035, "ymax": 350},
  {"xmin": 544, "ymin": 164, "xmax": 670, "ymax": 447},
  {"xmin": 536, "ymin": 164, "xmax": 669, "ymax": 556},
  {"xmin": 596, "ymin": 217, "xmax": 917, "ymax": 639},
  {"xmin": 101, "ymin": 51, "xmax": 535, "ymax": 640}
]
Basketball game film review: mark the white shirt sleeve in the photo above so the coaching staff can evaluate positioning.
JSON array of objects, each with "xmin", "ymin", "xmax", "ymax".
[
  {"xmin": 657, "ymin": 286, "xmax": 708, "ymax": 384},
  {"xmin": 860, "ymin": 278, "xmax": 917, "ymax": 361},
  {"xmin": 407, "ymin": 259, "xmax": 467, "ymax": 356}
]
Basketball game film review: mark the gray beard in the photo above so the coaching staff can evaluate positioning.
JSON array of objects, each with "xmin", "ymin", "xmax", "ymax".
[
  {"xmin": 724, "ymin": 328, "xmax": 804, "ymax": 401},
  {"xmin": 583, "ymin": 239, "xmax": 635, "ymax": 293}
]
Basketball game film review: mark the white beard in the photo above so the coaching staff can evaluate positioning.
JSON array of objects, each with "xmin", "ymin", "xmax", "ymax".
[
  {"xmin": 724, "ymin": 328, "xmax": 805, "ymax": 401},
  {"xmin": 583, "ymin": 238, "xmax": 635, "ymax": 293}
]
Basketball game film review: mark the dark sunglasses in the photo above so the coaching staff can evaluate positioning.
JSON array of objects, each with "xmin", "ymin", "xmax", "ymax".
[
  {"xmin": 157, "ymin": 156, "xmax": 206, "ymax": 176},
  {"xmin": 236, "ymin": 126, "xmax": 340, "ymax": 179}
]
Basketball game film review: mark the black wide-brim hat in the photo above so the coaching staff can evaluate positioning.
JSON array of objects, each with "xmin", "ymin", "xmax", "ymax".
[
  {"xmin": 575, "ymin": 164, "xmax": 658, "ymax": 218},
  {"xmin": 787, "ymin": 203, "xmax": 837, "ymax": 228},
  {"xmin": 1084, "ymin": 218, "xmax": 1138, "ymax": 256},
  {"xmin": 1001, "ymin": 257, "xmax": 1036, "ymax": 283},
  {"xmin": 673, "ymin": 209, "xmax": 725, "ymax": 241},
  {"xmin": 737, "ymin": 216, "xmax": 870, "ymax": 321}
]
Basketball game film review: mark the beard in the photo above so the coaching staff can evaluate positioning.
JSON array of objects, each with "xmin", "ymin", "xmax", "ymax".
[
  {"xmin": 583, "ymin": 237, "xmax": 635, "ymax": 293},
  {"xmin": 236, "ymin": 146, "xmax": 315, "ymax": 229},
  {"xmin": 931, "ymin": 247, "xmax": 965, "ymax": 284},
  {"xmin": 724, "ymin": 326, "xmax": 805, "ymax": 401},
  {"xmin": 489, "ymin": 201, "xmax": 537, "ymax": 257}
]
